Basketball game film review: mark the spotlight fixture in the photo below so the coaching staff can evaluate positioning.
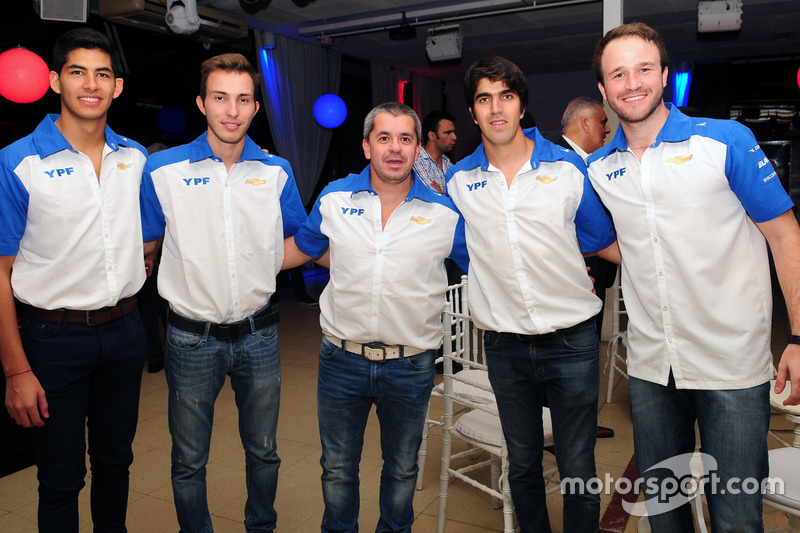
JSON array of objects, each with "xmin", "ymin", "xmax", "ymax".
[
  {"xmin": 425, "ymin": 24, "xmax": 462, "ymax": 62},
  {"xmin": 697, "ymin": 1, "xmax": 742, "ymax": 33},
  {"xmin": 389, "ymin": 12, "xmax": 416, "ymax": 41},
  {"xmin": 262, "ymin": 31, "xmax": 277, "ymax": 49}
]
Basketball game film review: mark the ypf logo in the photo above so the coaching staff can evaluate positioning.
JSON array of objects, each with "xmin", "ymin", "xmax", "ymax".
[
  {"xmin": 466, "ymin": 179, "xmax": 487, "ymax": 192},
  {"xmin": 44, "ymin": 167, "xmax": 75, "ymax": 178},
  {"xmin": 605, "ymin": 167, "xmax": 626, "ymax": 181},
  {"xmin": 340, "ymin": 207, "xmax": 365, "ymax": 216},
  {"xmin": 183, "ymin": 177, "xmax": 211, "ymax": 186}
]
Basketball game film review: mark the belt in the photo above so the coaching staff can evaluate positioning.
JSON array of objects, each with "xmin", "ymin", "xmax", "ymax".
[
  {"xmin": 492, "ymin": 317, "xmax": 595, "ymax": 342},
  {"xmin": 168, "ymin": 304, "xmax": 279, "ymax": 340},
  {"xmin": 22, "ymin": 297, "xmax": 139, "ymax": 326},
  {"xmin": 325, "ymin": 335, "xmax": 426, "ymax": 362}
]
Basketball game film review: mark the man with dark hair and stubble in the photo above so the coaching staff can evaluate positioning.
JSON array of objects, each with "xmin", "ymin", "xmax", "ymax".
[
  {"xmin": 588, "ymin": 22, "xmax": 800, "ymax": 531},
  {"xmin": 140, "ymin": 53, "xmax": 306, "ymax": 533},
  {"xmin": 0, "ymin": 27, "xmax": 158, "ymax": 532},
  {"xmin": 414, "ymin": 110, "xmax": 457, "ymax": 194},
  {"xmin": 447, "ymin": 55, "xmax": 620, "ymax": 533}
]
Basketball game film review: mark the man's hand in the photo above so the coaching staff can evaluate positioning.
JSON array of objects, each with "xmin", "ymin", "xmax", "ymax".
[
  {"xmin": 775, "ymin": 344, "xmax": 800, "ymax": 406},
  {"xmin": 5, "ymin": 370, "xmax": 48, "ymax": 427}
]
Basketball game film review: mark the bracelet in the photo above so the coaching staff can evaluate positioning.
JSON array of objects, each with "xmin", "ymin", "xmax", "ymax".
[
  {"xmin": 788, "ymin": 335, "xmax": 800, "ymax": 345},
  {"xmin": 4, "ymin": 369, "xmax": 32, "ymax": 379}
]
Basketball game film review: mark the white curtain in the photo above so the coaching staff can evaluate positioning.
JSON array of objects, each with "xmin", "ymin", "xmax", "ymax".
[{"xmin": 255, "ymin": 32, "xmax": 342, "ymax": 207}]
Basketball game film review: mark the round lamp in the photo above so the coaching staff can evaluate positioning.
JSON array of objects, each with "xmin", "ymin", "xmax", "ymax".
[
  {"xmin": 313, "ymin": 93, "xmax": 347, "ymax": 128},
  {"xmin": 0, "ymin": 47, "xmax": 50, "ymax": 104}
]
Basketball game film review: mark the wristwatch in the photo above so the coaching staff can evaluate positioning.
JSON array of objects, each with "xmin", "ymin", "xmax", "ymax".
[{"xmin": 788, "ymin": 335, "xmax": 800, "ymax": 345}]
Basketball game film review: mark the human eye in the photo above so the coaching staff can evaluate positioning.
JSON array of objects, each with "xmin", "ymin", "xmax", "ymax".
[{"xmin": 477, "ymin": 96, "xmax": 489, "ymax": 104}]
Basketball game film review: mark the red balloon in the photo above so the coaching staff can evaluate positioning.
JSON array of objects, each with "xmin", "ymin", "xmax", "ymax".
[{"xmin": 0, "ymin": 48, "xmax": 50, "ymax": 104}]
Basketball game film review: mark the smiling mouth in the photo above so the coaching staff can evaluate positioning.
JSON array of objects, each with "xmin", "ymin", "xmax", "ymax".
[
  {"xmin": 79, "ymin": 96, "xmax": 101, "ymax": 103},
  {"xmin": 622, "ymin": 94, "xmax": 647, "ymax": 103}
]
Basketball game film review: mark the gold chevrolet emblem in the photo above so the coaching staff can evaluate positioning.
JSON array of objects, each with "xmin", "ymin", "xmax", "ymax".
[
  {"xmin": 246, "ymin": 178, "xmax": 266, "ymax": 186},
  {"xmin": 536, "ymin": 175, "xmax": 557, "ymax": 184},
  {"xmin": 411, "ymin": 216, "xmax": 431, "ymax": 225},
  {"xmin": 667, "ymin": 155, "xmax": 693, "ymax": 164},
  {"xmin": 116, "ymin": 162, "xmax": 132, "ymax": 170}
]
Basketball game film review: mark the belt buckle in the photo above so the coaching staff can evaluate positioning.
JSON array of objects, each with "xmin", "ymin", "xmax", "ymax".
[
  {"xmin": 361, "ymin": 342, "xmax": 387, "ymax": 362},
  {"xmin": 85, "ymin": 310, "xmax": 95, "ymax": 326},
  {"xmin": 216, "ymin": 323, "xmax": 233, "ymax": 339}
]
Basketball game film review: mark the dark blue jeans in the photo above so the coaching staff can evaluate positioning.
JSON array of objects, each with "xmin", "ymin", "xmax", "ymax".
[
  {"xmin": 20, "ymin": 308, "xmax": 147, "ymax": 533},
  {"xmin": 484, "ymin": 318, "xmax": 601, "ymax": 533},
  {"xmin": 629, "ymin": 374, "xmax": 769, "ymax": 533},
  {"xmin": 316, "ymin": 337, "xmax": 436, "ymax": 533}
]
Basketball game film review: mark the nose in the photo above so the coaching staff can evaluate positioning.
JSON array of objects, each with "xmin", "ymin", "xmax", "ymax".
[{"xmin": 226, "ymin": 99, "xmax": 239, "ymax": 117}]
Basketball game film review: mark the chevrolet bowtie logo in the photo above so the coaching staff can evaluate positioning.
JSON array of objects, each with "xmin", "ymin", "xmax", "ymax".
[
  {"xmin": 116, "ymin": 162, "xmax": 132, "ymax": 170},
  {"xmin": 246, "ymin": 178, "xmax": 266, "ymax": 186},
  {"xmin": 410, "ymin": 216, "xmax": 431, "ymax": 225},
  {"xmin": 536, "ymin": 175, "xmax": 557, "ymax": 184},
  {"xmin": 667, "ymin": 155, "xmax": 693, "ymax": 164}
]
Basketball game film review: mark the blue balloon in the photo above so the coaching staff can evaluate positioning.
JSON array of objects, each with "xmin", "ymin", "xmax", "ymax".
[{"xmin": 313, "ymin": 93, "xmax": 347, "ymax": 128}]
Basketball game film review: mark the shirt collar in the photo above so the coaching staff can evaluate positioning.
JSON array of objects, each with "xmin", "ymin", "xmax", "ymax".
[
  {"xmin": 351, "ymin": 163, "xmax": 442, "ymax": 202},
  {"xmin": 605, "ymin": 102, "xmax": 693, "ymax": 153},
  {"xmin": 32, "ymin": 114, "xmax": 132, "ymax": 158},
  {"xmin": 188, "ymin": 132, "xmax": 266, "ymax": 164},
  {"xmin": 472, "ymin": 127, "xmax": 572, "ymax": 171}
]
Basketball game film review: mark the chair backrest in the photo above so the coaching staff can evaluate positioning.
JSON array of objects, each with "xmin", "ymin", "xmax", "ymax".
[{"xmin": 444, "ymin": 275, "xmax": 485, "ymax": 368}]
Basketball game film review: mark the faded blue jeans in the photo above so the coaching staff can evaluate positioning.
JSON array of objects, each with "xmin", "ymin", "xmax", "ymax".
[
  {"xmin": 483, "ymin": 318, "xmax": 601, "ymax": 533},
  {"xmin": 316, "ymin": 337, "xmax": 436, "ymax": 533},
  {"xmin": 629, "ymin": 373, "xmax": 769, "ymax": 533},
  {"xmin": 165, "ymin": 316, "xmax": 281, "ymax": 533}
]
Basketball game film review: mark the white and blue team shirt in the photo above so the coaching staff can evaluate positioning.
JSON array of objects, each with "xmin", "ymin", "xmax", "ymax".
[
  {"xmin": 0, "ymin": 114, "xmax": 151, "ymax": 310},
  {"xmin": 587, "ymin": 103, "xmax": 793, "ymax": 389},
  {"xmin": 447, "ymin": 127, "xmax": 616, "ymax": 335},
  {"xmin": 140, "ymin": 133, "xmax": 306, "ymax": 323},
  {"xmin": 294, "ymin": 166, "xmax": 469, "ymax": 350}
]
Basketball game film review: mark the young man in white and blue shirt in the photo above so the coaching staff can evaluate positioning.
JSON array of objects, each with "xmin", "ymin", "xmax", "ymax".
[
  {"xmin": 140, "ymin": 53, "xmax": 306, "ymax": 533},
  {"xmin": 588, "ymin": 22, "xmax": 800, "ymax": 531},
  {"xmin": 447, "ymin": 56, "xmax": 619, "ymax": 533},
  {"xmin": 0, "ymin": 28, "xmax": 157, "ymax": 532},
  {"xmin": 283, "ymin": 102, "xmax": 468, "ymax": 533}
]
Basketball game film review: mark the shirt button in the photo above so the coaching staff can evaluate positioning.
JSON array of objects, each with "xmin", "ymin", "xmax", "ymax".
[
  {"xmin": 658, "ymin": 271, "xmax": 663, "ymax": 276},
  {"xmin": 226, "ymin": 213, "xmax": 231, "ymax": 218},
  {"xmin": 104, "ymin": 233, "xmax": 110, "ymax": 238},
  {"xmin": 648, "ymin": 202, "xmax": 653, "ymax": 208},
  {"xmin": 372, "ymin": 312, "xmax": 377, "ymax": 317},
  {"xmin": 512, "ymin": 245, "xmax": 518, "ymax": 250},
  {"xmin": 663, "ymin": 306, "xmax": 668, "ymax": 311},
  {"xmin": 653, "ymin": 237, "xmax": 658, "ymax": 242},
  {"xmin": 668, "ymin": 338, "xmax": 674, "ymax": 344},
  {"xmin": 234, "ymin": 301, "xmax": 239, "ymax": 307},
  {"xmin": 107, "ymin": 266, "xmax": 113, "ymax": 271},
  {"xmin": 231, "ymin": 273, "xmax": 236, "ymax": 279}
]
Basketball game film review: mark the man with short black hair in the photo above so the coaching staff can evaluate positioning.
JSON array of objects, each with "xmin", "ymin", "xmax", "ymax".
[{"xmin": 0, "ymin": 27, "xmax": 157, "ymax": 532}]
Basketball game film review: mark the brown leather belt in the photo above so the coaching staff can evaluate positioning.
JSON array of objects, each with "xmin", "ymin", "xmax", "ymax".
[{"xmin": 22, "ymin": 297, "xmax": 139, "ymax": 326}]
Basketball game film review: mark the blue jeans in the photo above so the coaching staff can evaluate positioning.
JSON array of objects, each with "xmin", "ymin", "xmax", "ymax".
[
  {"xmin": 628, "ymin": 374, "xmax": 769, "ymax": 533},
  {"xmin": 165, "ymin": 316, "xmax": 281, "ymax": 533},
  {"xmin": 483, "ymin": 318, "xmax": 601, "ymax": 533},
  {"xmin": 20, "ymin": 307, "xmax": 147, "ymax": 533},
  {"xmin": 316, "ymin": 337, "xmax": 436, "ymax": 533}
]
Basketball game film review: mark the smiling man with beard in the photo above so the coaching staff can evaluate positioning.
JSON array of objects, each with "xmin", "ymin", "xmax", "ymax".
[
  {"xmin": 139, "ymin": 53, "xmax": 306, "ymax": 533},
  {"xmin": 587, "ymin": 22, "xmax": 800, "ymax": 531},
  {"xmin": 282, "ymin": 102, "xmax": 468, "ymax": 533}
]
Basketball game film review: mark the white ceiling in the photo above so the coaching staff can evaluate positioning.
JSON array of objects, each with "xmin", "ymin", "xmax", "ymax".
[{"xmin": 198, "ymin": 0, "xmax": 800, "ymax": 81}]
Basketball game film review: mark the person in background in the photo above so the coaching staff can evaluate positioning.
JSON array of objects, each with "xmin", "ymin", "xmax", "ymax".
[
  {"xmin": 413, "ymin": 110, "xmax": 457, "ymax": 194},
  {"xmin": 140, "ymin": 53, "xmax": 306, "ymax": 533},
  {"xmin": 588, "ymin": 22, "xmax": 800, "ymax": 530},
  {"xmin": 0, "ymin": 27, "xmax": 157, "ymax": 532}
]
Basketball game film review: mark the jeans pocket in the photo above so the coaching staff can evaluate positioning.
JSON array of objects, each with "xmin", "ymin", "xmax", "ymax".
[
  {"xmin": 482, "ymin": 330, "xmax": 501, "ymax": 350},
  {"xmin": 403, "ymin": 350, "xmax": 436, "ymax": 371},
  {"xmin": 319, "ymin": 337, "xmax": 341, "ymax": 360},
  {"xmin": 166, "ymin": 326, "xmax": 205, "ymax": 352},
  {"xmin": 20, "ymin": 316, "xmax": 64, "ymax": 339},
  {"xmin": 253, "ymin": 323, "xmax": 278, "ymax": 341},
  {"xmin": 560, "ymin": 322, "xmax": 598, "ymax": 351}
]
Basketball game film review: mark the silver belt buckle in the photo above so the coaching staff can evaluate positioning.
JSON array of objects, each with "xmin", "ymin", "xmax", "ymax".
[{"xmin": 362, "ymin": 342, "xmax": 388, "ymax": 362}]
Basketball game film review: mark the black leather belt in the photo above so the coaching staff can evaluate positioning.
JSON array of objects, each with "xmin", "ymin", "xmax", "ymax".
[
  {"xmin": 22, "ymin": 297, "xmax": 138, "ymax": 326},
  {"xmin": 491, "ymin": 317, "xmax": 595, "ymax": 342},
  {"xmin": 167, "ymin": 304, "xmax": 279, "ymax": 340}
]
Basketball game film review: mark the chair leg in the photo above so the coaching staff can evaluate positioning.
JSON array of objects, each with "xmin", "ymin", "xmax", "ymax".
[
  {"xmin": 417, "ymin": 399, "xmax": 432, "ymax": 491},
  {"xmin": 490, "ymin": 456, "xmax": 501, "ymax": 509},
  {"xmin": 607, "ymin": 353, "xmax": 616, "ymax": 404},
  {"xmin": 437, "ymin": 397, "xmax": 454, "ymax": 533},
  {"xmin": 500, "ymin": 454, "xmax": 515, "ymax": 533}
]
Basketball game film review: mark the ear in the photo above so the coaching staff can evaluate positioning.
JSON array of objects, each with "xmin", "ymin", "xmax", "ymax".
[
  {"xmin": 49, "ymin": 71, "xmax": 61, "ymax": 94},
  {"xmin": 519, "ymin": 105, "xmax": 526, "ymax": 121},
  {"xmin": 469, "ymin": 107, "xmax": 477, "ymax": 125},
  {"xmin": 661, "ymin": 65, "xmax": 669, "ymax": 89},
  {"xmin": 414, "ymin": 142, "xmax": 421, "ymax": 162},
  {"xmin": 428, "ymin": 130, "xmax": 436, "ymax": 142},
  {"xmin": 254, "ymin": 100, "xmax": 260, "ymax": 115},
  {"xmin": 196, "ymin": 95, "xmax": 206, "ymax": 116},
  {"xmin": 582, "ymin": 117, "xmax": 591, "ymax": 133},
  {"xmin": 112, "ymin": 77, "xmax": 124, "ymax": 99},
  {"xmin": 598, "ymin": 81, "xmax": 607, "ymax": 102},
  {"xmin": 362, "ymin": 138, "xmax": 371, "ymax": 160}
]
